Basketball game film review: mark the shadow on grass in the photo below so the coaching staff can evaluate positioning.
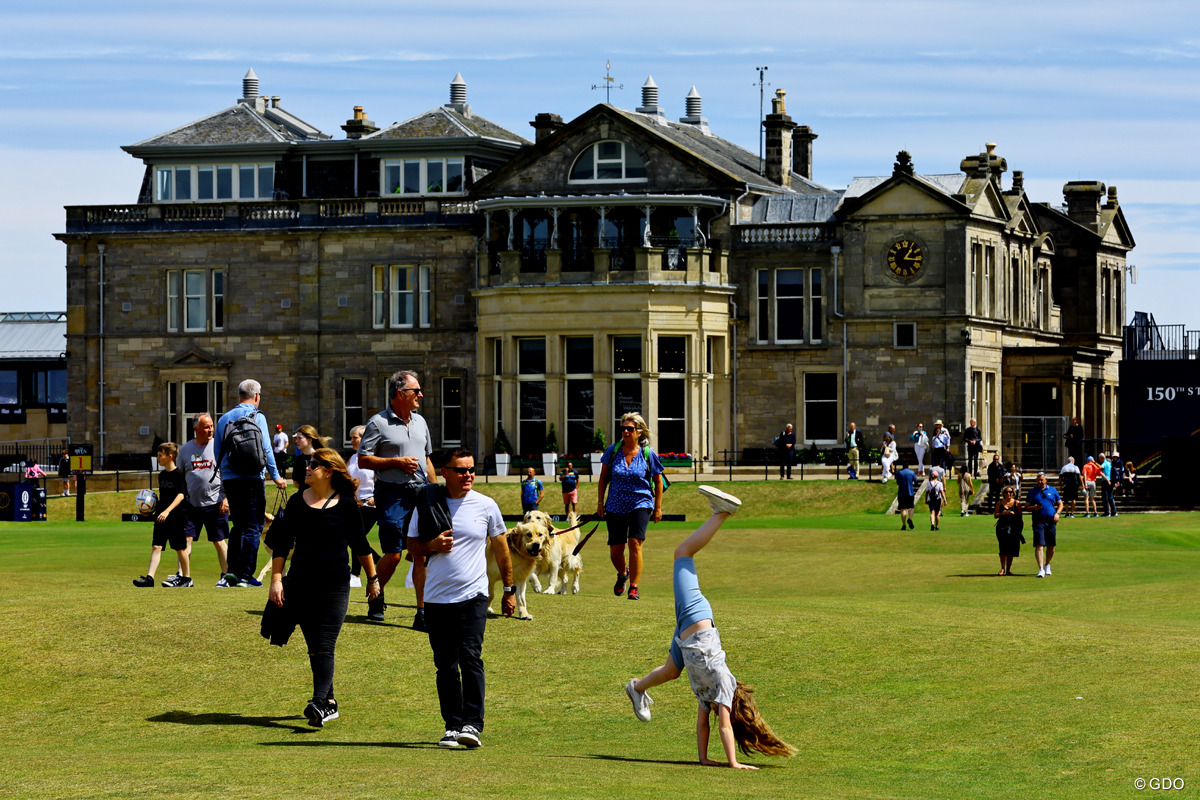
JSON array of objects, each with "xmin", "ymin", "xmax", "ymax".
[
  {"xmin": 557, "ymin": 754, "xmax": 784, "ymax": 769},
  {"xmin": 260, "ymin": 740, "xmax": 444, "ymax": 749},
  {"xmin": 241, "ymin": 608, "xmax": 417, "ymax": 630},
  {"xmin": 949, "ymin": 573, "xmax": 1034, "ymax": 578},
  {"xmin": 148, "ymin": 710, "xmax": 314, "ymax": 734}
]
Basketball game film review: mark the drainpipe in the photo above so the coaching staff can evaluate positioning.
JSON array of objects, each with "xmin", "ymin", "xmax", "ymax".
[
  {"xmin": 97, "ymin": 243, "xmax": 107, "ymax": 463},
  {"xmin": 830, "ymin": 245, "xmax": 847, "ymax": 434},
  {"xmin": 730, "ymin": 298, "xmax": 738, "ymax": 463}
]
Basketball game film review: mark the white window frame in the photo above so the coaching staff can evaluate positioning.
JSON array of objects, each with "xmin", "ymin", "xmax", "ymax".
[
  {"xmin": 155, "ymin": 163, "xmax": 274, "ymax": 202},
  {"xmin": 381, "ymin": 157, "xmax": 465, "ymax": 195},
  {"xmin": 802, "ymin": 371, "xmax": 840, "ymax": 445},
  {"xmin": 373, "ymin": 265, "xmax": 432, "ymax": 329},
  {"xmin": 569, "ymin": 141, "xmax": 647, "ymax": 184},
  {"xmin": 756, "ymin": 268, "xmax": 822, "ymax": 345},
  {"xmin": 167, "ymin": 272, "xmax": 180, "ymax": 332},
  {"xmin": 894, "ymin": 322, "xmax": 917, "ymax": 350},
  {"xmin": 183, "ymin": 269, "xmax": 207, "ymax": 332}
]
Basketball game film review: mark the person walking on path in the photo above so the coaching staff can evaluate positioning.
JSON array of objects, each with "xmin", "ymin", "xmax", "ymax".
[
  {"xmin": 272, "ymin": 425, "xmax": 290, "ymax": 470},
  {"xmin": 520, "ymin": 467, "xmax": 544, "ymax": 513},
  {"xmin": 559, "ymin": 461, "xmax": 579, "ymax": 516},
  {"xmin": 291, "ymin": 425, "xmax": 331, "ymax": 492},
  {"xmin": 926, "ymin": 468, "xmax": 945, "ymax": 531},
  {"xmin": 962, "ymin": 418, "xmax": 983, "ymax": 477},
  {"xmin": 1097, "ymin": 452, "xmax": 1118, "ymax": 517},
  {"xmin": 178, "ymin": 414, "xmax": 230, "ymax": 586},
  {"xmin": 986, "ymin": 453, "xmax": 1006, "ymax": 508},
  {"xmin": 596, "ymin": 413, "xmax": 664, "ymax": 602},
  {"xmin": 992, "ymin": 486, "xmax": 1024, "ymax": 576},
  {"xmin": 845, "ymin": 422, "xmax": 863, "ymax": 480},
  {"xmin": 58, "ymin": 449, "xmax": 72, "ymax": 496},
  {"xmin": 267, "ymin": 448, "xmax": 379, "ymax": 728},
  {"xmin": 408, "ymin": 448, "xmax": 514, "ymax": 749},
  {"xmin": 1059, "ymin": 457, "xmax": 1081, "ymax": 518},
  {"xmin": 623, "ymin": 485, "xmax": 796, "ymax": 769},
  {"xmin": 1024, "ymin": 471, "xmax": 1063, "ymax": 578},
  {"xmin": 894, "ymin": 460, "xmax": 917, "ymax": 530},
  {"xmin": 346, "ymin": 425, "xmax": 382, "ymax": 589},
  {"xmin": 776, "ymin": 424, "xmax": 795, "ymax": 480},
  {"xmin": 910, "ymin": 423, "xmax": 930, "ymax": 476},
  {"xmin": 214, "ymin": 379, "xmax": 287, "ymax": 588},
  {"xmin": 931, "ymin": 421, "xmax": 951, "ymax": 471},
  {"xmin": 957, "ymin": 466, "xmax": 975, "ymax": 517},
  {"xmin": 1080, "ymin": 456, "xmax": 1100, "ymax": 518},
  {"xmin": 357, "ymin": 370, "xmax": 437, "ymax": 628},
  {"xmin": 133, "ymin": 443, "xmax": 193, "ymax": 588},
  {"xmin": 880, "ymin": 434, "xmax": 898, "ymax": 484}
]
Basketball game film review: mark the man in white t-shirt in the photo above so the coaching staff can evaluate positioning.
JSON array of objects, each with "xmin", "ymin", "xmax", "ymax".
[{"xmin": 409, "ymin": 449, "xmax": 515, "ymax": 750}]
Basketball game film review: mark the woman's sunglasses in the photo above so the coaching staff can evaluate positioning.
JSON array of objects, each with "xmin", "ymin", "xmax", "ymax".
[{"xmin": 621, "ymin": 426, "xmax": 637, "ymax": 433}]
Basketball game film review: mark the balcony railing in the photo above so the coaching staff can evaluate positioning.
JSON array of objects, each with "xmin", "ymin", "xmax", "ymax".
[
  {"xmin": 734, "ymin": 223, "xmax": 838, "ymax": 246},
  {"xmin": 520, "ymin": 238, "xmax": 549, "ymax": 273},
  {"xmin": 562, "ymin": 239, "xmax": 595, "ymax": 271},
  {"xmin": 650, "ymin": 235, "xmax": 695, "ymax": 270},
  {"xmin": 65, "ymin": 198, "xmax": 480, "ymax": 234},
  {"xmin": 1124, "ymin": 323, "xmax": 1200, "ymax": 361},
  {"xmin": 601, "ymin": 237, "xmax": 635, "ymax": 271}
]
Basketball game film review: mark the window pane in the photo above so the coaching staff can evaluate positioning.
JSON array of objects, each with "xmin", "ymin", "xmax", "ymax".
[
  {"xmin": 386, "ymin": 164, "xmax": 401, "ymax": 194},
  {"xmin": 625, "ymin": 149, "xmax": 646, "ymax": 179},
  {"xmin": 212, "ymin": 270, "xmax": 224, "ymax": 330},
  {"xmin": 0, "ymin": 370, "xmax": 18, "ymax": 404},
  {"xmin": 567, "ymin": 421, "xmax": 593, "ymax": 456},
  {"xmin": 345, "ymin": 378, "xmax": 363, "ymax": 407},
  {"xmin": 565, "ymin": 337, "xmax": 593, "ymax": 374},
  {"xmin": 167, "ymin": 272, "xmax": 179, "ymax": 332},
  {"xmin": 404, "ymin": 161, "xmax": 421, "ymax": 194},
  {"xmin": 598, "ymin": 141, "xmax": 620, "ymax": 160},
  {"xmin": 806, "ymin": 372, "xmax": 837, "ymax": 401},
  {"xmin": 442, "ymin": 377, "xmax": 462, "ymax": 445},
  {"xmin": 198, "ymin": 166, "xmax": 214, "ymax": 200},
  {"xmin": 446, "ymin": 159, "xmax": 463, "ymax": 192},
  {"xmin": 570, "ymin": 152, "xmax": 594, "ymax": 180},
  {"xmin": 614, "ymin": 379, "xmax": 641, "ymax": 417},
  {"xmin": 810, "ymin": 268, "xmax": 823, "ymax": 341},
  {"xmin": 184, "ymin": 271, "xmax": 205, "ymax": 295},
  {"xmin": 427, "ymin": 161, "xmax": 443, "ymax": 193},
  {"xmin": 518, "ymin": 338, "xmax": 546, "ymax": 374},
  {"xmin": 183, "ymin": 382, "xmax": 208, "ymax": 416},
  {"xmin": 258, "ymin": 165, "xmax": 274, "ymax": 198},
  {"xmin": 658, "ymin": 420, "xmax": 685, "ymax": 455},
  {"xmin": 757, "ymin": 270, "xmax": 770, "ymax": 342},
  {"xmin": 373, "ymin": 266, "xmax": 385, "ymax": 327},
  {"xmin": 216, "ymin": 166, "xmax": 233, "ymax": 199},
  {"xmin": 658, "ymin": 379, "xmax": 685, "ymax": 415},
  {"xmin": 157, "ymin": 168, "xmax": 172, "ymax": 201},
  {"xmin": 658, "ymin": 337, "xmax": 686, "ymax": 373},
  {"xmin": 567, "ymin": 378, "xmax": 594, "ymax": 419},
  {"xmin": 47, "ymin": 369, "xmax": 67, "ymax": 404},
  {"xmin": 777, "ymin": 298, "xmax": 804, "ymax": 341},
  {"xmin": 597, "ymin": 161, "xmax": 622, "ymax": 180},
  {"xmin": 239, "ymin": 165, "xmax": 255, "ymax": 198},
  {"xmin": 186, "ymin": 298, "xmax": 205, "ymax": 330},
  {"xmin": 175, "ymin": 167, "xmax": 191, "ymax": 200},
  {"xmin": 613, "ymin": 336, "xmax": 642, "ymax": 373},
  {"xmin": 519, "ymin": 381, "xmax": 546, "ymax": 454},
  {"xmin": 806, "ymin": 400, "xmax": 838, "ymax": 442}
]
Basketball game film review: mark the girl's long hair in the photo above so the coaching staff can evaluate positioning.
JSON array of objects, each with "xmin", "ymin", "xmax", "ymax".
[
  {"xmin": 729, "ymin": 681, "xmax": 798, "ymax": 758},
  {"xmin": 296, "ymin": 424, "xmax": 331, "ymax": 449},
  {"xmin": 309, "ymin": 448, "xmax": 358, "ymax": 499}
]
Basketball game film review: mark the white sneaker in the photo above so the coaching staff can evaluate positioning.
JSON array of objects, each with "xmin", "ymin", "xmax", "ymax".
[
  {"xmin": 1044, "ymin": 564, "xmax": 1052, "ymax": 576},
  {"xmin": 625, "ymin": 679, "xmax": 653, "ymax": 722},
  {"xmin": 1037, "ymin": 568, "xmax": 1045, "ymax": 578},
  {"xmin": 438, "ymin": 730, "xmax": 460, "ymax": 748},
  {"xmin": 349, "ymin": 575, "xmax": 362, "ymax": 588},
  {"xmin": 697, "ymin": 485, "xmax": 742, "ymax": 516}
]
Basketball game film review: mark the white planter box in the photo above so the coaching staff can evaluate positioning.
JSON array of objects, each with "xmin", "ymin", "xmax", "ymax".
[
  {"xmin": 494, "ymin": 453, "xmax": 511, "ymax": 476},
  {"xmin": 542, "ymin": 453, "xmax": 558, "ymax": 476},
  {"xmin": 590, "ymin": 452, "xmax": 605, "ymax": 474}
]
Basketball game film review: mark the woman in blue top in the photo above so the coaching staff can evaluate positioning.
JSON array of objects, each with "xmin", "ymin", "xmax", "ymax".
[{"xmin": 596, "ymin": 413, "xmax": 664, "ymax": 601}]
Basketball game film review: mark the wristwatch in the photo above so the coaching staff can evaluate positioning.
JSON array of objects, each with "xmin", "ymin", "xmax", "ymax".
[{"xmin": 503, "ymin": 585, "xmax": 516, "ymax": 594}]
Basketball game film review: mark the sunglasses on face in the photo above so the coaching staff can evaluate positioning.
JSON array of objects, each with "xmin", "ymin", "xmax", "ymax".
[
  {"xmin": 621, "ymin": 426, "xmax": 637, "ymax": 433},
  {"xmin": 448, "ymin": 466, "xmax": 476, "ymax": 475},
  {"xmin": 400, "ymin": 387, "xmax": 423, "ymax": 395},
  {"xmin": 306, "ymin": 462, "xmax": 326, "ymax": 472}
]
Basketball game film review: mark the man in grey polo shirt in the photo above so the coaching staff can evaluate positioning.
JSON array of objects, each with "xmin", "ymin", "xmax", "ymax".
[{"xmin": 358, "ymin": 370, "xmax": 437, "ymax": 627}]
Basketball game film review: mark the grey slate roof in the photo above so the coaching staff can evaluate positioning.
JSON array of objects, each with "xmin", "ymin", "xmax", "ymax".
[
  {"xmin": 749, "ymin": 193, "xmax": 843, "ymax": 223},
  {"xmin": 129, "ymin": 103, "xmax": 328, "ymax": 148},
  {"xmin": 843, "ymin": 173, "xmax": 964, "ymax": 200},
  {"xmin": 0, "ymin": 313, "xmax": 67, "ymax": 360},
  {"xmin": 368, "ymin": 106, "xmax": 528, "ymax": 144}
]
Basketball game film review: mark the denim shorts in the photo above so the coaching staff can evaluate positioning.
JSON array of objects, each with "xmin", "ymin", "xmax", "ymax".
[
  {"xmin": 669, "ymin": 557, "xmax": 713, "ymax": 669},
  {"xmin": 375, "ymin": 481, "xmax": 418, "ymax": 553}
]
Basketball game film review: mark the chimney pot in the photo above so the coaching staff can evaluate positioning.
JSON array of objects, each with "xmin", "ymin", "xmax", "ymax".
[
  {"xmin": 986, "ymin": 142, "xmax": 997, "ymax": 156},
  {"xmin": 530, "ymin": 112, "xmax": 565, "ymax": 143}
]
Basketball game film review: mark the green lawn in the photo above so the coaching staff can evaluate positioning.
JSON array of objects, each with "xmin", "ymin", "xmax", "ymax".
[{"xmin": 2, "ymin": 484, "xmax": 1197, "ymax": 799}]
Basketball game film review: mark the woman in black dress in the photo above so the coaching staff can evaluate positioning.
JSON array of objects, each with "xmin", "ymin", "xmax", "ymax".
[
  {"xmin": 992, "ymin": 486, "xmax": 1024, "ymax": 576},
  {"xmin": 268, "ymin": 447, "xmax": 378, "ymax": 727}
]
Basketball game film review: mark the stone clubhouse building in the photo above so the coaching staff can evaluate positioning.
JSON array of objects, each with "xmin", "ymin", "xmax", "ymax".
[{"xmin": 56, "ymin": 69, "xmax": 1133, "ymax": 468}]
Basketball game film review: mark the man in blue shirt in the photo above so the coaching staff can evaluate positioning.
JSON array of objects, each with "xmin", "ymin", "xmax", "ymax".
[
  {"xmin": 893, "ymin": 460, "xmax": 917, "ymax": 530},
  {"xmin": 521, "ymin": 467, "xmax": 544, "ymax": 513},
  {"xmin": 1024, "ymin": 471, "xmax": 1063, "ymax": 578},
  {"xmin": 213, "ymin": 379, "xmax": 287, "ymax": 587}
]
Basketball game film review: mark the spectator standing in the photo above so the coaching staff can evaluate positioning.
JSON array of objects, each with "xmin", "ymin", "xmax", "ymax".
[
  {"xmin": 926, "ymin": 468, "xmax": 945, "ymax": 531},
  {"xmin": 1059, "ymin": 457, "xmax": 1081, "ymax": 517},
  {"xmin": 845, "ymin": 422, "xmax": 862, "ymax": 480},
  {"xmin": 1024, "ymin": 472, "xmax": 1063, "ymax": 578},
  {"xmin": 272, "ymin": 425, "xmax": 290, "ymax": 470},
  {"xmin": 214, "ymin": 379, "xmax": 288, "ymax": 589},
  {"xmin": 291, "ymin": 425, "xmax": 331, "ymax": 491},
  {"xmin": 596, "ymin": 413, "xmax": 664, "ymax": 602},
  {"xmin": 133, "ymin": 443, "xmax": 192, "ymax": 588},
  {"xmin": 1097, "ymin": 453, "xmax": 1117, "ymax": 517},
  {"xmin": 58, "ymin": 449, "xmax": 72, "ymax": 496},
  {"xmin": 357, "ymin": 370, "xmax": 437, "ymax": 628},
  {"xmin": 930, "ymin": 421, "xmax": 951, "ymax": 471},
  {"xmin": 1121, "ymin": 461, "xmax": 1138, "ymax": 496},
  {"xmin": 880, "ymin": 434, "xmax": 898, "ymax": 484},
  {"xmin": 520, "ymin": 467, "xmax": 544, "ymax": 513},
  {"xmin": 992, "ymin": 487, "xmax": 1023, "ymax": 576},
  {"xmin": 1063, "ymin": 416, "xmax": 1085, "ymax": 465},
  {"xmin": 267, "ymin": 448, "xmax": 379, "ymax": 728},
  {"xmin": 894, "ymin": 460, "xmax": 916, "ymax": 530},
  {"xmin": 25, "ymin": 459, "xmax": 45, "ymax": 480},
  {"xmin": 986, "ymin": 453, "xmax": 1006, "ymax": 508},
  {"xmin": 1080, "ymin": 456, "xmax": 1100, "ymax": 517},
  {"xmin": 962, "ymin": 418, "xmax": 983, "ymax": 477},
  {"xmin": 910, "ymin": 423, "xmax": 930, "ymax": 476},
  {"xmin": 1110, "ymin": 452, "xmax": 1125, "ymax": 496},
  {"xmin": 178, "ymin": 413, "xmax": 231, "ymax": 586},
  {"xmin": 559, "ymin": 461, "xmax": 579, "ymax": 516},
  {"xmin": 1005, "ymin": 463, "xmax": 1022, "ymax": 497},
  {"xmin": 346, "ymin": 425, "xmax": 382, "ymax": 589},
  {"xmin": 776, "ymin": 423, "xmax": 796, "ymax": 480},
  {"xmin": 957, "ymin": 466, "xmax": 974, "ymax": 517},
  {"xmin": 408, "ymin": 448, "xmax": 514, "ymax": 749}
]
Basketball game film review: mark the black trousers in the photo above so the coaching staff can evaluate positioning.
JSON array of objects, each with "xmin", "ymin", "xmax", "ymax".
[
  {"xmin": 295, "ymin": 584, "xmax": 350, "ymax": 705},
  {"xmin": 425, "ymin": 594, "xmax": 489, "ymax": 732}
]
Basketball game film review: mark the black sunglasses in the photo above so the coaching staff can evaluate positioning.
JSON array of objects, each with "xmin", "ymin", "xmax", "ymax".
[
  {"xmin": 621, "ymin": 426, "xmax": 637, "ymax": 433},
  {"xmin": 400, "ymin": 387, "xmax": 423, "ymax": 395},
  {"xmin": 448, "ymin": 466, "xmax": 476, "ymax": 475}
]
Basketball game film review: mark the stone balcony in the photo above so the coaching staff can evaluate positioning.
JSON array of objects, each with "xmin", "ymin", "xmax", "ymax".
[{"xmin": 62, "ymin": 198, "xmax": 481, "ymax": 234}]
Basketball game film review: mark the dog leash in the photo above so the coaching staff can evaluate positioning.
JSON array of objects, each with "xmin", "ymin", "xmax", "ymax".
[
  {"xmin": 571, "ymin": 524, "xmax": 600, "ymax": 556},
  {"xmin": 548, "ymin": 514, "xmax": 597, "ymax": 537}
]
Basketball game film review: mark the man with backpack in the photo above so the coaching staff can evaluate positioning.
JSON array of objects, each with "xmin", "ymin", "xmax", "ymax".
[{"xmin": 214, "ymin": 379, "xmax": 288, "ymax": 588}]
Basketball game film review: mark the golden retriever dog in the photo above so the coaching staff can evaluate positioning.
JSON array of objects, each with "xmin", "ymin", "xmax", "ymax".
[
  {"xmin": 524, "ymin": 511, "xmax": 584, "ymax": 596},
  {"xmin": 486, "ymin": 518, "xmax": 553, "ymax": 620}
]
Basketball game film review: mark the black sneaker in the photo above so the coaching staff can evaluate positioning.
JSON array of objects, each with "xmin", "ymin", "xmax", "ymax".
[
  {"xmin": 367, "ymin": 593, "xmax": 386, "ymax": 622},
  {"xmin": 907, "ymin": 519, "xmax": 914, "ymax": 529},
  {"xmin": 304, "ymin": 701, "xmax": 324, "ymax": 728},
  {"xmin": 456, "ymin": 725, "xmax": 482, "ymax": 748},
  {"xmin": 438, "ymin": 730, "xmax": 460, "ymax": 748},
  {"xmin": 323, "ymin": 699, "xmax": 339, "ymax": 724},
  {"xmin": 412, "ymin": 608, "xmax": 427, "ymax": 631},
  {"xmin": 613, "ymin": 572, "xmax": 629, "ymax": 597},
  {"xmin": 162, "ymin": 575, "xmax": 193, "ymax": 588},
  {"xmin": 132, "ymin": 575, "xmax": 154, "ymax": 588}
]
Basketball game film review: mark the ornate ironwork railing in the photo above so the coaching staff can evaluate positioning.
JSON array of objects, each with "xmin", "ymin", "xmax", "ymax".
[
  {"xmin": 520, "ymin": 238, "xmax": 549, "ymax": 273},
  {"xmin": 601, "ymin": 237, "xmax": 634, "ymax": 271},
  {"xmin": 561, "ymin": 238, "xmax": 595, "ymax": 271},
  {"xmin": 650, "ymin": 235, "xmax": 695, "ymax": 270}
]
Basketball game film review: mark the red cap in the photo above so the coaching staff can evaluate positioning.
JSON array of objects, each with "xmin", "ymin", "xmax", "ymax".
[{"xmin": 276, "ymin": 424, "xmax": 282, "ymax": 430}]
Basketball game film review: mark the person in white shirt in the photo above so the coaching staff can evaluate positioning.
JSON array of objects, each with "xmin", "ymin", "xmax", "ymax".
[
  {"xmin": 346, "ymin": 425, "xmax": 381, "ymax": 588},
  {"xmin": 408, "ymin": 449, "xmax": 514, "ymax": 750},
  {"xmin": 272, "ymin": 425, "xmax": 290, "ymax": 465},
  {"xmin": 910, "ymin": 423, "xmax": 930, "ymax": 476},
  {"xmin": 880, "ymin": 435, "xmax": 898, "ymax": 484}
]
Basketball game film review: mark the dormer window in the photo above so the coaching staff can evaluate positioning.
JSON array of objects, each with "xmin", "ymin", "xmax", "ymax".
[
  {"xmin": 382, "ymin": 158, "xmax": 465, "ymax": 195},
  {"xmin": 569, "ymin": 141, "xmax": 646, "ymax": 183}
]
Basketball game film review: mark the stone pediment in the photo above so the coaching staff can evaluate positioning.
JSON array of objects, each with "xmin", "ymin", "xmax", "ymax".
[
  {"xmin": 1005, "ymin": 195, "xmax": 1041, "ymax": 237},
  {"xmin": 1100, "ymin": 206, "xmax": 1136, "ymax": 249},
  {"xmin": 841, "ymin": 177, "xmax": 970, "ymax": 219},
  {"xmin": 154, "ymin": 348, "xmax": 232, "ymax": 379}
]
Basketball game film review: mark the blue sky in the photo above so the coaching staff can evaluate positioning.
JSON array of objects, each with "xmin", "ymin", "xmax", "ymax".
[{"xmin": 1, "ymin": 0, "xmax": 1196, "ymax": 325}]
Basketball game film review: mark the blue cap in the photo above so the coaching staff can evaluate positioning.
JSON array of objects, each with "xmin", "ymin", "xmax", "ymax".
[{"xmin": 1086, "ymin": 456, "xmax": 1094, "ymax": 461}]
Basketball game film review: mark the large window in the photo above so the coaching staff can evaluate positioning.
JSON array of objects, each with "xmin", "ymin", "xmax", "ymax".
[
  {"xmin": 372, "ymin": 265, "xmax": 432, "ymax": 328},
  {"xmin": 657, "ymin": 335, "xmax": 687, "ymax": 453},
  {"xmin": 442, "ymin": 377, "xmax": 462, "ymax": 446},
  {"xmin": 803, "ymin": 372, "xmax": 839, "ymax": 443},
  {"xmin": 167, "ymin": 380, "xmax": 223, "ymax": 444},
  {"xmin": 518, "ymin": 338, "xmax": 546, "ymax": 453},
  {"xmin": 382, "ymin": 158, "xmax": 465, "ymax": 195},
  {"xmin": 565, "ymin": 337, "xmax": 594, "ymax": 455},
  {"xmin": 756, "ymin": 268, "xmax": 823, "ymax": 344},
  {"xmin": 166, "ymin": 268, "xmax": 224, "ymax": 333},
  {"xmin": 569, "ymin": 141, "xmax": 647, "ymax": 183},
  {"xmin": 156, "ymin": 163, "xmax": 273, "ymax": 202}
]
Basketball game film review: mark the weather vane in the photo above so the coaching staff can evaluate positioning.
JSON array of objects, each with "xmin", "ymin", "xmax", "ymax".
[
  {"xmin": 754, "ymin": 66, "xmax": 770, "ymax": 167},
  {"xmin": 591, "ymin": 60, "xmax": 624, "ymax": 104}
]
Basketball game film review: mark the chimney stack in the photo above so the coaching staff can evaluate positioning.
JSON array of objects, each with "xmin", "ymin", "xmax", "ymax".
[
  {"xmin": 1105, "ymin": 185, "xmax": 1119, "ymax": 208},
  {"xmin": 1011, "ymin": 170, "xmax": 1024, "ymax": 193},
  {"xmin": 678, "ymin": 86, "xmax": 710, "ymax": 134},
  {"xmin": 761, "ymin": 89, "xmax": 797, "ymax": 187},
  {"xmin": 446, "ymin": 72, "xmax": 471, "ymax": 117},
  {"xmin": 342, "ymin": 105, "xmax": 379, "ymax": 139},
  {"xmin": 529, "ymin": 113, "xmax": 564, "ymax": 143},
  {"xmin": 1063, "ymin": 181, "xmax": 1106, "ymax": 231},
  {"xmin": 793, "ymin": 125, "xmax": 817, "ymax": 181}
]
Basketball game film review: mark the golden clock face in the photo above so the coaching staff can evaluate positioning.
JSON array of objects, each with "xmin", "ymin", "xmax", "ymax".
[{"xmin": 886, "ymin": 239, "xmax": 924, "ymax": 279}]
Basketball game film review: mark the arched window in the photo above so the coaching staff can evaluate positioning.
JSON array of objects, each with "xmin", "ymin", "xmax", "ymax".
[{"xmin": 569, "ymin": 141, "xmax": 647, "ymax": 183}]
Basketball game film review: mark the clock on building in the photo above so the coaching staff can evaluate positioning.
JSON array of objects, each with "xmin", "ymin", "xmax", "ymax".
[{"xmin": 886, "ymin": 239, "xmax": 924, "ymax": 280}]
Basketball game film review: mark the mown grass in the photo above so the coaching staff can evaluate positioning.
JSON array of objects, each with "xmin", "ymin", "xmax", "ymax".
[{"xmin": 3, "ymin": 482, "xmax": 1198, "ymax": 799}]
